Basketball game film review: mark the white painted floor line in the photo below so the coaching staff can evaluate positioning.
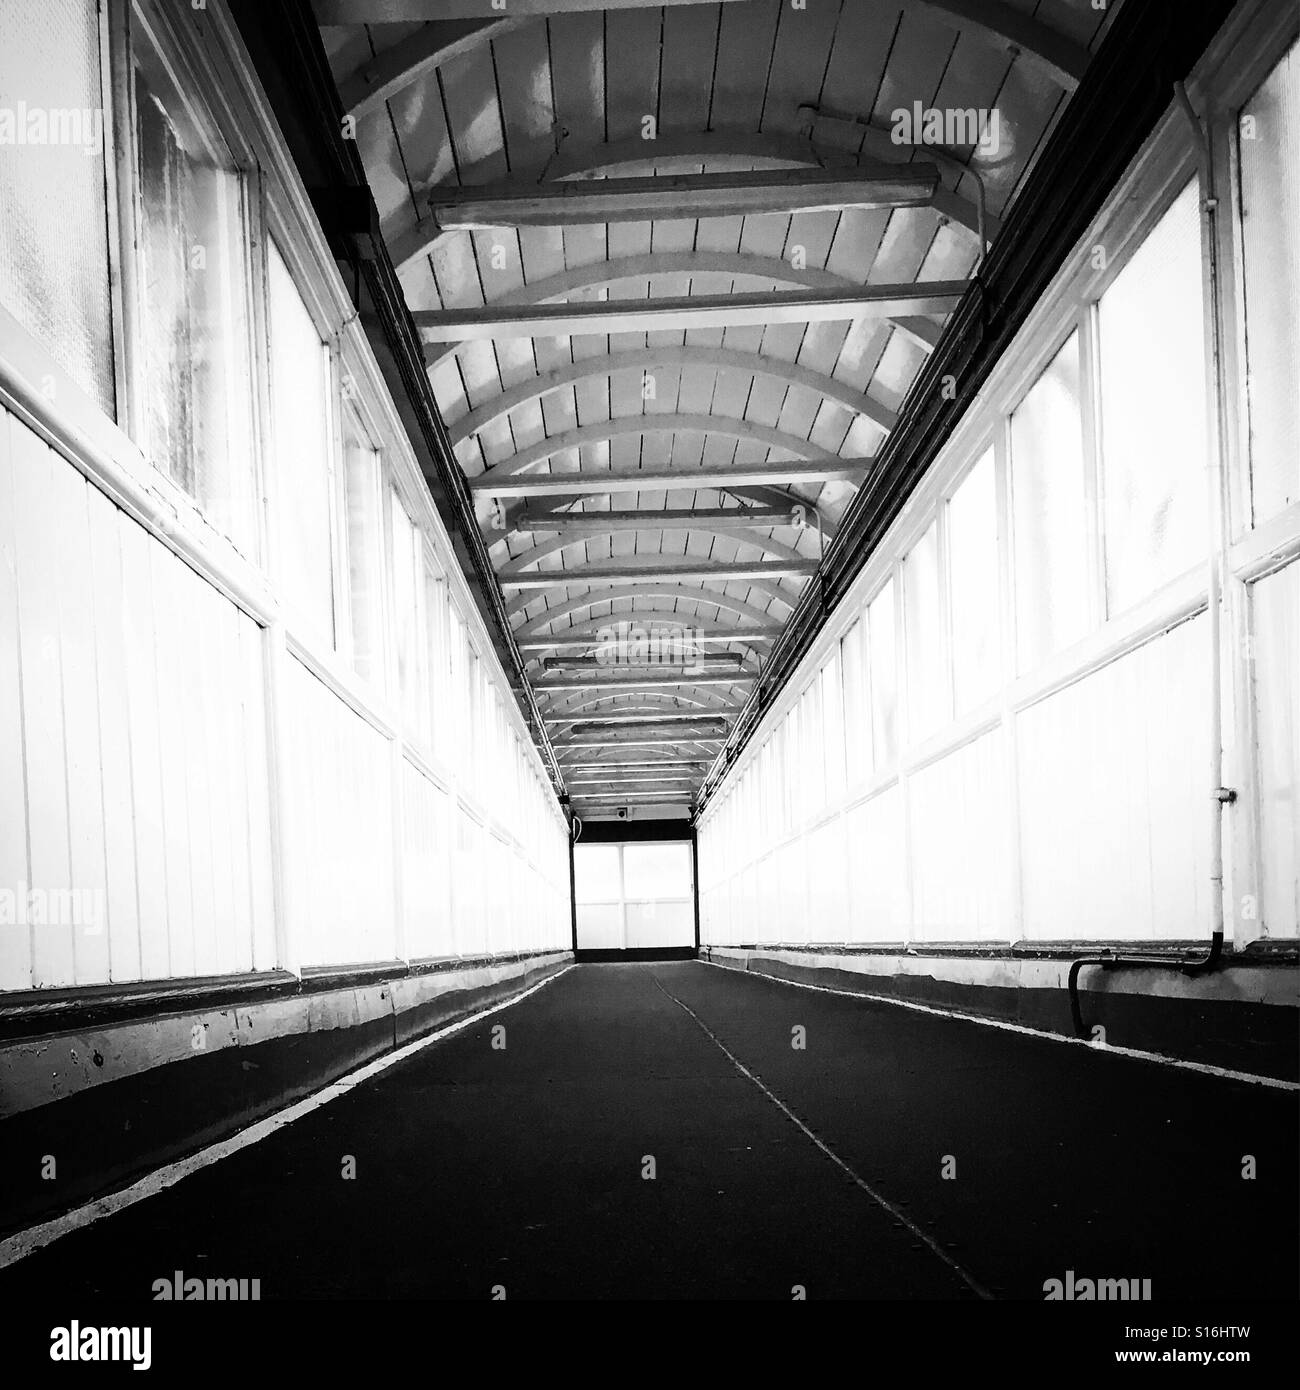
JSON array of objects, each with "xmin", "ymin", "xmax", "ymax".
[
  {"xmin": 0, "ymin": 965, "xmax": 573, "ymax": 1272},
  {"xmin": 652, "ymin": 975, "xmax": 995, "ymax": 1301},
  {"xmin": 698, "ymin": 957, "xmax": 1299, "ymax": 1093}
]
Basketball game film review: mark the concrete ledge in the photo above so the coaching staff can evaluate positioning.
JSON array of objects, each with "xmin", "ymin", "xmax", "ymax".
[
  {"xmin": 0, "ymin": 950, "xmax": 571, "ymax": 1237},
  {"xmin": 702, "ymin": 945, "xmax": 1299, "ymax": 1081}
]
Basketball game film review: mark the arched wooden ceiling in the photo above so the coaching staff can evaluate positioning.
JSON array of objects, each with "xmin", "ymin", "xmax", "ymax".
[{"xmin": 315, "ymin": 0, "xmax": 1114, "ymax": 815}]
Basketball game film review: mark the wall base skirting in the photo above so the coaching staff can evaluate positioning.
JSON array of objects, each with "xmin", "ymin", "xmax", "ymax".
[
  {"xmin": 0, "ymin": 951, "xmax": 571, "ymax": 1237},
  {"xmin": 701, "ymin": 946, "xmax": 1299, "ymax": 1082}
]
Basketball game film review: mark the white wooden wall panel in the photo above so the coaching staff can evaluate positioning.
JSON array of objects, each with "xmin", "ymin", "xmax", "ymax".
[
  {"xmin": 0, "ymin": 412, "xmax": 31, "ymax": 990},
  {"xmin": 0, "ymin": 409, "xmax": 279, "ymax": 989},
  {"xmin": 284, "ymin": 655, "xmax": 397, "ymax": 968}
]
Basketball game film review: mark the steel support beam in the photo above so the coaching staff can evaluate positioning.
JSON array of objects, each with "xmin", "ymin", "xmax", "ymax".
[{"xmin": 416, "ymin": 281, "xmax": 966, "ymax": 341}]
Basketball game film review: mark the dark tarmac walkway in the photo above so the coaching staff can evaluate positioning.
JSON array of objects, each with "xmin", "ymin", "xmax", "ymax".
[{"xmin": 1, "ymin": 963, "xmax": 1295, "ymax": 1300}]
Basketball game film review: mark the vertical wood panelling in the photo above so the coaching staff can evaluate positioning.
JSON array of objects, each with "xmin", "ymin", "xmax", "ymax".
[
  {"xmin": 0, "ymin": 413, "xmax": 31, "ymax": 990},
  {"xmin": 0, "ymin": 408, "xmax": 286, "ymax": 990},
  {"xmin": 12, "ymin": 428, "xmax": 74, "ymax": 988},
  {"xmin": 87, "ymin": 488, "xmax": 142, "ymax": 984},
  {"xmin": 52, "ymin": 460, "xmax": 110, "ymax": 984}
]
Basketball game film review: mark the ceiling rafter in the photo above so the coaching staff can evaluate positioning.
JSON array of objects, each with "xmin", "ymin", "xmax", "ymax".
[
  {"xmin": 469, "ymin": 413, "xmax": 858, "ymax": 481},
  {"xmin": 446, "ymin": 344, "xmax": 897, "ymax": 443},
  {"xmin": 416, "ymin": 281, "xmax": 967, "ymax": 341},
  {"xmin": 513, "ymin": 585, "xmax": 788, "ymax": 638},
  {"xmin": 500, "ymin": 528, "xmax": 809, "ymax": 580},
  {"xmin": 502, "ymin": 557, "xmax": 816, "ymax": 592}
]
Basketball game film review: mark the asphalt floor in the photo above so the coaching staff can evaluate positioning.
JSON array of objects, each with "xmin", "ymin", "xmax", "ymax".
[{"xmin": 1, "ymin": 962, "xmax": 1295, "ymax": 1300}]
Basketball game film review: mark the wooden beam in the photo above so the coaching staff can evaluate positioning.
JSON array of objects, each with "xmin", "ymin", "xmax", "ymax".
[
  {"xmin": 548, "ymin": 709, "xmax": 732, "ymax": 724},
  {"xmin": 417, "ymin": 281, "xmax": 966, "ymax": 341},
  {"xmin": 538, "ymin": 673, "xmax": 751, "ymax": 692},
  {"xmin": 513, "ymin": 507, "xmax": 798, "ymax": 533},
  {"xmin": 472, "ymin": 460, "xmax": 865, "ymax": 497},
  {"xmin": 502, "ymin": 559, "xmax": 817, "ymax": 588},
  {"xmin": 315, "ymin": 0, "xmax": 735, "ymax": 20},
  {"xmin": 427, "ymin": 164, "xmax": 938, "ymax": 233},
  {"xmin": 560, "ymin": 763, "xmax": 709, "ymax": 772},
  {"xmin": 518, "ymin": 626, "xmax": 781, "ymax": 650},
  {"xmin": 402, "ymin": 151, "xmax": 988, "ymax": 276}
]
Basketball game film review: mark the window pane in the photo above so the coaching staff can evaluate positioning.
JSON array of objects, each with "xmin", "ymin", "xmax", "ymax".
[
  {"xmin": 1011, "ymin": 330, "xmax": 1089, "ymax": 670},
  {"xmin": 269, "ymin": 243, "xmax": 333, "ymax": 638},
  {"xmin": 623, "ymin": 842, "xmax": 691, "ymax": 899},
  {"xmin": 1099, "ymin": 181, "xmax": 1208, "ymax": 612},
  {"xmin": 948, "ymin": 450, "xmax": 1001, "ymax": 712},
  {"xmin": 342, "ymin": 414, "xmax": 384, "ymax": 685},
  {"xmin": 801, "ymin": 683, "xmax": 825, "ymax": 813},
  {"xmin": 0, "ymin": 0, "xmax": 114, "ymax": 412},
  {"xmin": 821, "ymin": 651, "xmax": 846, "ymax": 802},
  {"xmin": 841, "ymin": 616, "xmax": 871, "ymax": 784},
  {"xmin": 1240, "ymin": 39, "xmax": 1300, "ymax": 522},
  {"xmin": 133, "ymin": 6, "xmax": 254, "ymax": 548},
  {"xmin": 869, "ymin": 579, "xmax": 899, "ymax": 765},
  {"xmin": 575, "ymin": 844, "xmax": 621, "ymax": 904},
  {"xmin": 905, "ymin": 520, "xmax": 947, "ymax": 739}
]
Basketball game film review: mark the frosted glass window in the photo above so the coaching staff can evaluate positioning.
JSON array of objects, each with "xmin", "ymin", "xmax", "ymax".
[
  {"xmin": 869, "ymin": 579, "xmax": 899, "ymax": 765},
  {"xmin": 948, "ymin": 451, "xmax": 1001, "ymax": 712},
  {"xmin": 342, "ymin": 414, "xmax": 385, "ymax": 686},
  {"xmin": 801, "ymin": 683, "xmax": 825, "ymax": 814},
  {"xmin": 1099, "ymin": 181, "xmax": 1208, "ymax": 613},
  {"xmin": 623, "ymin": 842, "xmax": 692, "ymax": 899},
  {"xmin": 132, "ymin": 5, "xmax": 255, "ymax": 549},
  {"xmin": 905, "ymin": 521, "xmax": 948, "ymax": 740},
  {"xmin": 821, "ymin": 652, "xmax": 846, "ymax": 802},
  {"xmin": 270, "ymin": 243, "xmax": 334, "ymax": 639},
  {"xmin": 0, "ymin": 0, "xmax": 114, "ymax": 412},
  {"xmin": 575, "ymin": 844, "xmax": 621, "ymax": 903},
  {"xmin": 1240, "ymin": 40, "xmax": 1300, "ymax": 522},
  {"xmin": 1011, "ymin": 331, "xmax": 1089, "ymax": 670},
  {"xmin": 390, "ymin": 491, "xmax": 424, "ymax": 737},
  {"xmin": 841, "ymin": 617, "xmax": 871, "ymax": 784},
  {"xmin": 424, "ymin": 566, "xmax": 449, "ymax": 757},
  {"xmin": 1252, "ymin": 563, "xmax": 1300, "ymax": 937}
]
